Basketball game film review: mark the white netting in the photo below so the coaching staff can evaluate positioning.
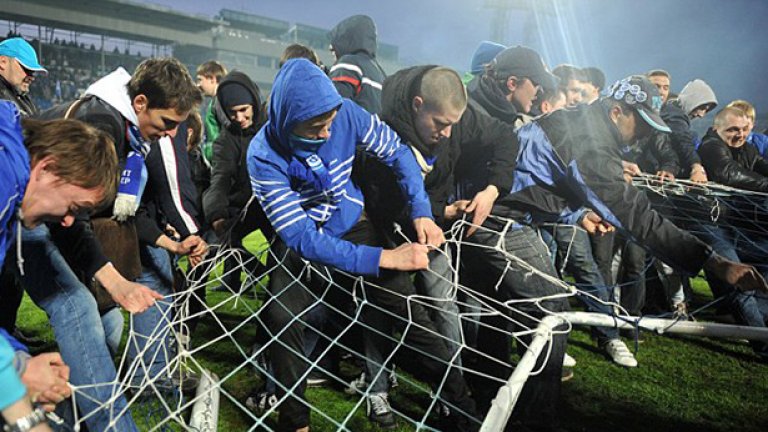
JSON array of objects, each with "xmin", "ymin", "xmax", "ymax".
[{"xmin": 54, "ymin": 175, "xmax": 768, "ymax": 431}]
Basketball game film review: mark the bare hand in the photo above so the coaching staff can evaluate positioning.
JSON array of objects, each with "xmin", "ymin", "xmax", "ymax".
[
  {"xmin": 580, "ymin": 211, "xmax": 614, "ymax": 235},
  {"xmin": 22, "ymin": 353, "xmax": 71, "ymax": 411},
  {"xmin": 96, "ymin": 264, "xmax": 163, "ymax": 314},
  {"xmin": 465, "ymin": 185, "xmax": 499, "ymax": 237},
  {"xmin": 704, "ymin": 254, "xmax": 768, "ymax": 293},
  {"xmin": 413, "ymin": 217, "xmax": 445, "ymax": 247},
  {"xmin": 186, "ymin": 236, "xmax": 208, "ymax": 267},
  {"xmin": 108, "ymin": 279, "xmax": 163, "ymax": 314},
  {"xmin": 444, "ymin": 200, "xmax": 471, "ymax": 221},
  {"xmin": 622, "ymin": 160, "xmax": 642, "ymax": 176},
  {"xmin": 379, "ymin": 243, "xmax": 430, "ymax": 271}
]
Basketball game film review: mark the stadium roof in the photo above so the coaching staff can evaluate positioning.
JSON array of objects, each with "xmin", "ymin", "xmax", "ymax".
[{"xmin": 1, "ymin": 0, "xmax": 221, "ymax": 46}]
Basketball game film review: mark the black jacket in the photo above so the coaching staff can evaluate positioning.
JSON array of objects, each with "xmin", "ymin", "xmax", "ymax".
[
  {"xmin": 328, "ymin": 15, "xmax": 387, "ymax": 114},
  {"xmin": 136, "ymin": 122, "xmax": 202, "ymax": 244},
  {"xmin": 627, "ymin": 132, "xmax": 681, "ymax": 176},
  {"xmin": 358, "ymin": 65, "xmax": 518, "ymax": 238},
  {"xmin": 661, "ymin": 100, "xmax": 701, "ymax": 174},
  {"xmin": 0, "ymin": 75, "xmax": 37, "ymax": 117},
  {"xmin": 496, "ymin": 102, "xmax": 712, "ymax": 275},
  {"xmin": 202, "ymin": 71, "xmax": 266, "ymax": 225},
  {"xmin": 699, "ymin": 128, "xmax": 768, "ymax": 192}
]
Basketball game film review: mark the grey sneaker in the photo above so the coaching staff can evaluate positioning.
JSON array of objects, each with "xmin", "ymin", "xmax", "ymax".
[
  {"xmin": 604, "ymin": 339, "xmax": 638, "ymax": 368},
  {"xmin": 367, "ymin": 392, "xmax": 396, "ymax": 429}
]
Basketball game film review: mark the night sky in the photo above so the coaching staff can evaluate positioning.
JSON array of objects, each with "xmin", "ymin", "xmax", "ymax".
[{"xmin": 143, "ymin": 0, "xmax": 768, "ymax": 126}]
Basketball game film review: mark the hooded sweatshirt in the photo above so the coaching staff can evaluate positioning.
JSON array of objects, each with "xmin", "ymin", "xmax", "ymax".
[
  {"xmin": 38, "ymin": 68, "xmax": 200, "ymax": 279},
  {"xmin": 203, "ymin": 71, "xmax": 266, "ymax": 225},
  {"xmin": 0, "ymin": 102, "xmax": 29, "ymax": 410},
  {"xmin": 329, "ymin": 15, "xmax": 387, "ymax": 114},
  {"xmin": 677, "ymin": 79, "xmax": 718, "ymax": 117},
  {"xmin": 358, "ymin": 65, "xmax": 518, "ymax": 235},
  {"xmin": 247, "ymin": 59, "xmax": 431, "ymax": 276}
]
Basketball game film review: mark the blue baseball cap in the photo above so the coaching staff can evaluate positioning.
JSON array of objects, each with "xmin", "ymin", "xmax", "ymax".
[{"xmin": 0, "ymin": 38, "xmax": 47, "ymax": 75}]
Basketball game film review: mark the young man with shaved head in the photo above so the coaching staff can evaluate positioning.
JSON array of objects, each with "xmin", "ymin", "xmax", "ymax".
[
  {"xmin": 248, "ymin": 59, "xmax": 478, "ymax": 432},
  {"xmin": 357, "ymin": 64, "xmax": 519, "ymax": 426}
]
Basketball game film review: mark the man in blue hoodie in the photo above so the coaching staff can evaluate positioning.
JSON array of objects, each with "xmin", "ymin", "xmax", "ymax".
[
  {"xmin": 248, "ymin": 59, "xmax": 477, "ymax": 431},
  {"xmin": 0, "ymin": 100, "xmax": 118, "ymax": 431}
]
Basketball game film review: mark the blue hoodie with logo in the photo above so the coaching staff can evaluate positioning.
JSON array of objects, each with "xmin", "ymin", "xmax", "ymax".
[
  {"xmin": 247, "ymin": 59, "xmax": 432, "ymax": 276},
  {"xmin": 0, "ymin": 101, "xmax": 29, "ymax": 410}
]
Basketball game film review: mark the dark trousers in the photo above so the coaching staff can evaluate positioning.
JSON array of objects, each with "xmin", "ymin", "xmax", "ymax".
[
  {"xmin": 263, "ymin": 219, "xmax": 475, "ymax": 430},
  {"xmin": 463, "ymin": 222, "xmax": 568, "ymax": 428},
  {"xmin": 616, "ymin": 237, "xmax": 647, "ymax": 316},
  {"xmin": 590, "ymin": 231, "xmax": 616, "ymax": 287},
  {"xmin": 0, "ymin": 261, "xmax": 24, "ymax": 332}
]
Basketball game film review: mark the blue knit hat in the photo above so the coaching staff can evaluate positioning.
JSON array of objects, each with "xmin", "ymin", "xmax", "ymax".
[{"xmin": 469, "ymin": 41, "xmax": 506, "ymax": 75}]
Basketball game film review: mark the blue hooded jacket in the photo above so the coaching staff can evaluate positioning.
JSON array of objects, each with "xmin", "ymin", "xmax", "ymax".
[
  {"xmin": 0, "ymin": 101, "xmax": 29, "ymax": 410},
  {"xmin": 247, "ymin": 59, "xmax": 432, "ymax": 276},
  {"xmin": 0, "ymin": 101, "xmax": 29, "ymax": 266}
]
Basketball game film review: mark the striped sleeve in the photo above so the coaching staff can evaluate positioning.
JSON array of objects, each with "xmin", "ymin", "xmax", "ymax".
[
  {"xmin": 354, "ymin": 107, "xmax": 433, "ymax": 220},
  {"xmin": 248, "ymin": 154, "xmax": 382, "ymax": 276},
  {"xmin": 330, "ymin": 63, "xmax": 363, "ymax": 99},
  {"xmin": 146, "ymin": 136, "xmax": 200, "ymax": 238}
]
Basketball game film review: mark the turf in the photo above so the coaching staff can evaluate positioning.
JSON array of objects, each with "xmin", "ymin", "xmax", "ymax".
[{"xmin": 16, "ymin": 254, "xmax": 768, "ymax": 431}]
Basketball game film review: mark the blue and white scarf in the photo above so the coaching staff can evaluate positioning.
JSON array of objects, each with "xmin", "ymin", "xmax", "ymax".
[{"xmin": 113, "ymin": 124, "xmax": 149, "ymax": 221}]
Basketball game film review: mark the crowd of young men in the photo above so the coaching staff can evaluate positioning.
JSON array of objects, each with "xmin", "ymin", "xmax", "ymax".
[{"xmin": 1, "ymin": 12, "xmax": 768, "ymax": 432}]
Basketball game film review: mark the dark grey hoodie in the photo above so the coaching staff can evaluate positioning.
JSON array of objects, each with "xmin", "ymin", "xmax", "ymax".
[{"xmin": 328, "ymin": 15, "xmax": 387, "ymax": 114}]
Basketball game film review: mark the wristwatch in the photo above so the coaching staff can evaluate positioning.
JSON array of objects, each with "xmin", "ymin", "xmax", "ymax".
[{"xmin": 3, "ymin": 407, "xmax": 47, "ymax": 432}]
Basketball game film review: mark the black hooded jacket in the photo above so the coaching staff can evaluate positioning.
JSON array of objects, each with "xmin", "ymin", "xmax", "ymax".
[
  {"xmin": 202, "ymin": 71, "xmax": 266, "ymax": 224},
  {"xmin": 357, "ymin": 65, "xmax": 518, "ymax": 238},
  {"xmin": 328, "ymin": 15, "xmax": 387, "ymax": 114},
  {"xmin": 699, "ymin": 128, "xmax": 768, "ymax": 192},
  {"xmin": 465, "ymin": 75, "xmax": 520, "ymax": 124},
  {"xmin": 661, "ymin": 100, "xmax": 701, "ymax": 173}
]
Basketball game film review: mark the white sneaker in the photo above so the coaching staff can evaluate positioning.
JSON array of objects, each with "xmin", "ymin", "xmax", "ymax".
[
  {"xmin": 604, "ymin": 339, "xmax": 638, "ymax": 368},
  {"xmin": 563, "ymin": 352, "xmax": 577, "ymax": 368}
]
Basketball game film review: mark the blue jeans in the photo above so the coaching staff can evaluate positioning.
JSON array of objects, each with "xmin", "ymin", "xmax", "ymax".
[
  {"xmin": 463, "ymin": 222, "xmax": 568, "ymax": 428},
  {"xmin": 691, "ymin": 222, "xmax": 768, "ymax": 354},
  {"xmin": 128, "ymin": 245, "xmax": 174, "ymax": 385},
  {"xmin": 540, "ymin": 226, "xmax": 619, "ymax": 343},
  {"xmin": 366, "ymin": 247, "xmax": 464, "ymax": 393},
  {"xmin": 17, "ymin": 225, "xmax": 137, "ymax": 432}
]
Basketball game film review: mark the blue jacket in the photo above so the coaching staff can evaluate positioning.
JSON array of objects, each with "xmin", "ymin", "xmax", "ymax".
[
  {"xmin": 496, "ymin": 103, "xmax": 712, "ymax": 276},
  {"xmin": 0, "ymin": 101, "xmax": 29, "ymax": 410},
  {"xmin": 247, "ymin": 59, "xmax": 432, "ymax": 276},
  {"xmin": 0, "ymin": 101, "xmax": 29, "ymax": 267}
]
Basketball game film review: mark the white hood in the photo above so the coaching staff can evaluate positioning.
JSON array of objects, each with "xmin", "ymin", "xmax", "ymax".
[{"xmin": 84, "ymin": 67, "xmax": 139, "ymax": 127}]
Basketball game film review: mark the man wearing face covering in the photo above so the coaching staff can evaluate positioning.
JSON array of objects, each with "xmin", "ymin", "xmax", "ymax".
[{"xmin": 247, "ymin": 59, "xmax": 479, "ymax": 432}]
